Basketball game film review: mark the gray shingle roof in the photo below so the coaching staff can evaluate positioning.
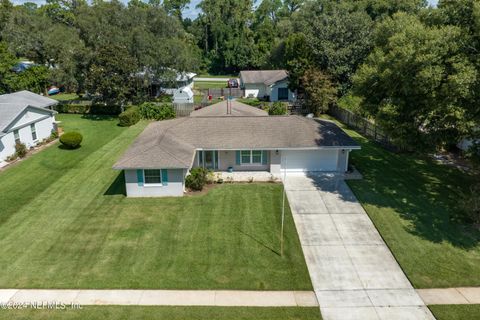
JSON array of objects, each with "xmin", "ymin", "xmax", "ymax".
[
  {"xmin": 0, "ymin": 91, "xmax": 58, "ymax": 108},
  {"xmin": 0, "ymin": 91, "xmax": 58, "ymax": 133},
  {"xmin": 190, "ymin": 100, "xmax": 268, "ymax": 117},
  {"xmin": 239, "ymin": 70, "xmax": 288, "ymax": 85},
  {"xmin": 113, "ymin": 116, "xmax": 360, "ymax": 169}
]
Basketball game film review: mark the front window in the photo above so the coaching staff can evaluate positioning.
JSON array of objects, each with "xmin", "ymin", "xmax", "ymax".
[
  {"xmin": 13, "ymin": 130, "xmax": 20, "ymax": 144},
  {"xmin": 241, "ymin": 150, "xmax": 251, "ymax": 164},
  {"xmin": 252, "ymin": 150, "xmax": 262, "ymax": 164},
  {"xmin": 278, "ymin": 87, "xmax": 289, "ymax": 100},
  {"xmin": 31, "ymin": 124, "xmax": 37, "ymax": 141},
  {"xmin": 241, "ymin": 150, "xmax": 263, "ymax": 165},
  {"xmin": 144, "ymin": 169, "xmax": 162, "ymax": 185}
]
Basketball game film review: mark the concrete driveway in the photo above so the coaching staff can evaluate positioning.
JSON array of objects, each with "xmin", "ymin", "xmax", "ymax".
[{"xmin": 284, "ymin": 173, "xmax": 435, "ymax": 320}]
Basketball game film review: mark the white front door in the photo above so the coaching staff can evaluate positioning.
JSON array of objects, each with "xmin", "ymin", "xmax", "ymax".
[{"xmin": 281, "ymin": 150, "xmax": 339, "ymax": 172}]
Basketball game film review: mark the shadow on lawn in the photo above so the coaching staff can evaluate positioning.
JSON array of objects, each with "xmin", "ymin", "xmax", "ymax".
[
  {"xmin": 237, "ymin": 228, "xmax": 280, "ymax": 256},
  {"xmin": 348, "ymin": 135, "xmax": 480, "ymax": 249},
  {"xmin": 104, "ymin": 172, "xmax": 126, "ymax": 196}
]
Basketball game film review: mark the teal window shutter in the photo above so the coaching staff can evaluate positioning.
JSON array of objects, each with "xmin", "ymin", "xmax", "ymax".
[
  {"xmin": 235, "ymin": 151, "xmax": 241, "ymax": 165},
  {"xmin": 136, "ymin": 169, "xmax": 144, "ymax": 186},
  {"xmin": 199, "ymin": 151, "xmax": 203, "ymax": 166},
  {"xmin": 262, "ymin": 150, "xmax": 269, "ymax": 165},
  {"xmin": 214, "ymin": 151, "xmax": 219, "ymax": 169},
  {"xmin": 161, "ymin": 169, "xmax": 168, "ymax": 185}
]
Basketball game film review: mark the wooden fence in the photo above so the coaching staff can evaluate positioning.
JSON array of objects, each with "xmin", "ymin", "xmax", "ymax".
[
  {"xmin": 200, "ymin": 88, "xmax": 244, "ymax": 98},
  {"xmin": 173, "ymin": 102, "xmax": 194, "ymax": 117},
  {"xmin": 329, "ymin": 104, "xmax": 397, "ymax": 150}
]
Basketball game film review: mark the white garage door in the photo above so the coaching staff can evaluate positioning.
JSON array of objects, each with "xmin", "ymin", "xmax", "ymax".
[{"xmin": 281, "ymin": 150, "xmax": 339, "ymax": 172}]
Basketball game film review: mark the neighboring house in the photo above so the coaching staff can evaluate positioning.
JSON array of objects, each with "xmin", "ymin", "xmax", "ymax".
[
  {"xmin": 0, "ymin": 91, "xmax": 58, "ymax": 162},
  {"xmin": 137, "ymin": 69, "xmax": 197, "ymax": 96},
  {"xmin": 155, "ymin": 71, "xmax": 197, "ymax": 95},
  {"xmin": 239, "ymin": 70, "xmax": 295, "ymax": 102},
  {"xmin": 173, "ymin": 87, "xmax": 194, "ymax": 104},
  {"xmin": 113, "ymin": 115, "xmax": 360, "ymax": 197}
]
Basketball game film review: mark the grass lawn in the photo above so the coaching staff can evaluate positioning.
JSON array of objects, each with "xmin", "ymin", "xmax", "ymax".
[
  {"xmin": 49, "ymin": 93, "xmax": 81, "ymax": 101},
  {"xmin": 429, "ymin": 305, "xmax": 480, "ymax": 320},
  {"xmin": 0, "ymin": 306, "xmax": 321, "ymax": 320},
  {"xmin": 196, "ymin": 74, "xmax": 235, "ymax": 78},
  {"xmin": 0, "ymin": 114, "xmax": 311, "ymax": 290},
  {"xmin": 194, "ymin": 95, "xmax": 224, "ymax": 106},
  {"xmin": 194, "ymin": 81, "xmax": 227, "ymax": 89},
  {"xmin": 325, "ymin": 117, "xmax": 480, "ymax": 288},
  {"xmin": 236, "ymin": 98, "xmax": 263, "ymax": 108}
]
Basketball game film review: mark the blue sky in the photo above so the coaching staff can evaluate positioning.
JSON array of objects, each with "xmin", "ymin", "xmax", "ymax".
[{"xmin": 12, "ymin": 0, "xmax": 440, "ymax": 20}]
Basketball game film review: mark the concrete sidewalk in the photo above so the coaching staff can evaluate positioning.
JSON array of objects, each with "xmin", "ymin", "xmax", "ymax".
[
  {"xmin": 417, "ymin": 288, "xmax": 480, "ymax": 305},
  {"xmin": 284, "ymin": 173, "xmax": 435, "ymax": 320},
  {"xmin": 0, "ymin": 289, "xmax": 318, "ymax": 307}
]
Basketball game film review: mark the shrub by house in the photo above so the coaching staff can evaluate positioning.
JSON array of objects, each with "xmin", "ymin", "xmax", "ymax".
[{"xmin": 60, "ymin": 132, "xmax": 83, "ymax": 149}]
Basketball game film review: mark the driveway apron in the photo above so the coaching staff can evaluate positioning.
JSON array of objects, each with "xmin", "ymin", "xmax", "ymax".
[{"xmin": 284, "ymin": 173, "xmax": 435, "ymax": 320}]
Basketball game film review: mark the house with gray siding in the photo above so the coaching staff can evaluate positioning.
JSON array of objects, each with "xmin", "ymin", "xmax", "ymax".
[
  {"xmin": 239, "ymin": 70, "xmax": 295, "ymax": 102},
  {"xmin": 0, "ymin": 91, "xmax": 58, "ymax": 162},
  {"xmin": 113, "ymin": 104, "xmax": 360, "ymax": 197}
]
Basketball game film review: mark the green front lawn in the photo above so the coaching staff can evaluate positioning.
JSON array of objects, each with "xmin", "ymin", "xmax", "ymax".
[
  {"xmin": 194, "ymin": 81, "xmax": 228, "ymax": 89},
  {"xmin": 330, "ymin": 118, "xmax": 480, "ymax": 288},
  {"xmin": 429, "ymin": 305, "xmax": 480, "ymax": 320},
  {"xmin": 0, "ymin": 114, "xmax": 311, "ymax": 290},
  {"xmin": 0, "ymin": 306, "xmax": 321, "ymax": 320}
]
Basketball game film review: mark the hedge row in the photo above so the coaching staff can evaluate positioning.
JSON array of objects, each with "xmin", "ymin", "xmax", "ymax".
[
  {"xmin": 54, "ymin": 104, "xmax": 123, "ymax": 115},
  {"xmin": 118, "ymin": 103, "xmax": 176, "ymax": 127},
  {"xmin": 118, "ymin": 106, "xmax": 141, "ymax": 127}
]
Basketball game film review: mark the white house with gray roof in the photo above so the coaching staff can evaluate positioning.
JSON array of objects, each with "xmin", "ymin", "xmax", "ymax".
[
  {"xmin": 240, "ymin": 70, "xmax": 295, "ymax": 102},
  {"xmin": 113, "ymin": 104, "xmax": 360, "ymax": 197},
  {"xmin": 0, "ymin": 91, "xmax": 58, "ymax": 162}
]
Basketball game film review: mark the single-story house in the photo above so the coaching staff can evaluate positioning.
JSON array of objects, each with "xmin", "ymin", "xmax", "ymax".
[
  {"xmin": 113, "ymin": 115, "xmax": 360, "ymax": 197},
  {"xmin": 239, "ymin": 70, "xmax": 295, "ymax": 102},
  {"xmin": 0, "ymin": 91, "xmax": 58, "ymax": 161},
  {"xmin": 173, "ymin": 86, "xmax": 194, "ymax": 104}
]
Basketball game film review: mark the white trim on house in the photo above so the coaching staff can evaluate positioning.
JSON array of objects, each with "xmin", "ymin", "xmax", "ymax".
[{"xmin": 196, "ymin": 146, "xmax": 361, "ymax": 151}]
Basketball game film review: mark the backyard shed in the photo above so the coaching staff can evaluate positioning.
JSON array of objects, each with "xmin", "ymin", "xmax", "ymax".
[{"xmin": 173, "ymin": 87, "xmax": 194, "ymax": 104}]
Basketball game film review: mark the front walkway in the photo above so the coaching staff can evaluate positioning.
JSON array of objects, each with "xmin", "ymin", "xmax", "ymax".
[
  {"xmin": 284, "ymin": 173, "xmax": 435, "ymax": 320},
  {"xmin": 417, "ymin": 287, "xmax": 480, "ymax": 305},
  {"xmin": 0, "ymin": 289, "xmax": 318, "ymax": 307},
  {"xmin": 214, "ymin": 171, "xmax": 279, "ymax": 182}
]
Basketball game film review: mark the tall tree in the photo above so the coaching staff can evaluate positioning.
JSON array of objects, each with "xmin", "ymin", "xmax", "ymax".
[
  {"xmin": 353, "ymin": 13, "xmax": 478, "ymax": 150},
  {"xmin": 163, "ymin": 0, "xmax": 189, "ymax": 20},
  {"xmin": 85, "ymin": 43, "xmax": 138, "ymax": 105},
  {"xmin": 301, "ymin": 68, "xmax": 337, "ymax": 115},
  {"xmin": 0, "ymin": 0, "xmax": 13, "ymax": 39},
  {"xmin": 298, "ymin": 1, "xmax": 373, "ymax": 93},
  {"xmin": 0, "ymin": 41, "xmax": 17, "ymax": 94},
  {"xmin": 196, "ymin": 0, "xmax": 257, "ymax": 72}
]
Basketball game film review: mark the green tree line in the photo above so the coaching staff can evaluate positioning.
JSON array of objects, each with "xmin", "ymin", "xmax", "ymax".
[{"xmin": 0, "ymin": 0, "xmax": 479, "ymax": 151}]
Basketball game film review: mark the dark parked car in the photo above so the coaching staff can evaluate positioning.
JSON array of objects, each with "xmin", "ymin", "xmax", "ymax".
[{"xmin": 227, "ymin": 78, "xmax": 239, "ymax": 88}]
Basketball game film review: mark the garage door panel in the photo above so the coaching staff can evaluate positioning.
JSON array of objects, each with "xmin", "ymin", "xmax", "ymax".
[{"xmin": 281, "ymin": 150, "xmax": 338, "ymax": 172}]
